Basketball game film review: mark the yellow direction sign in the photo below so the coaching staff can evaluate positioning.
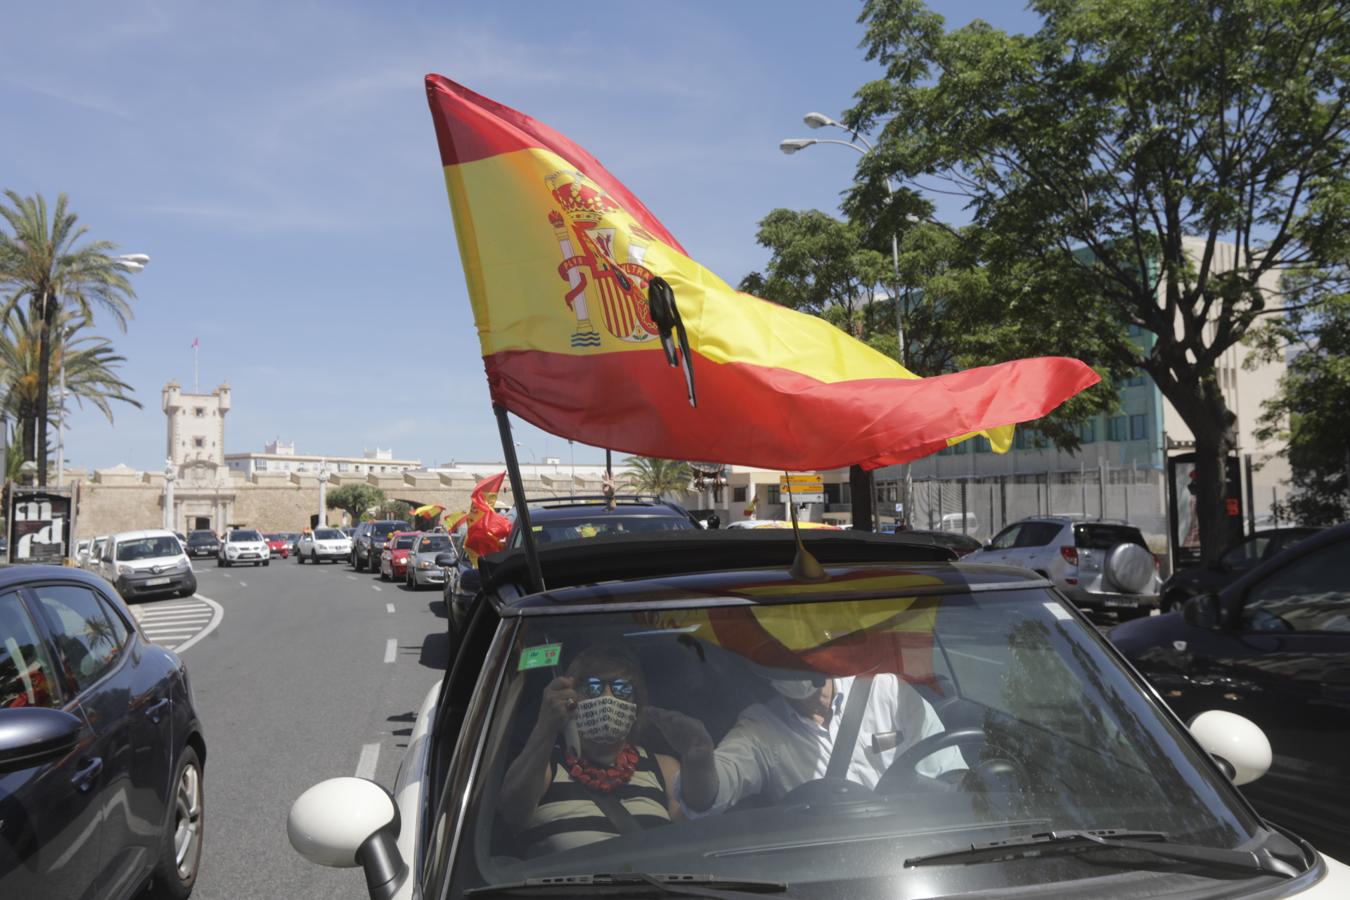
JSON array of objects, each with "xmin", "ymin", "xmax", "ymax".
[{"xmin": 779, "ymin": 474, "xmax": 825, "ymax": 503}]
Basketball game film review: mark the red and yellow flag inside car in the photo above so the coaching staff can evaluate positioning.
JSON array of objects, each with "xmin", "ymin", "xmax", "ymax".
[{"xmin": 425, "ymin": 75, "xmax": 1099, "ymax": 470}]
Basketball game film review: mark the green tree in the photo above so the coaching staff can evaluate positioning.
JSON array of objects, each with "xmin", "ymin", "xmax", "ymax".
[
  {"xmin": 0, "ymin": 192, "xmax": 138, "ymax": 483},
  {"xmin": 1248, "ymin": 272, "xmax": 1350, "ymax": 524},
  {"xmin": 848, "ymin": 0, "xmax": 1350, "ymax": 560},
  {"xmin": 326, "ymin": 483, "xmax": 386, "ymax": 525},
  {"xmin": 0, "ymin": 307, "xmax": 141, "ymax": 458},
  {"xmin": 374, "ymin": 499, "xmax": 413, "ymax": 522},
  {"xmin": 621, "ymin": 456, "xmax": 693, "ymax": 499}
]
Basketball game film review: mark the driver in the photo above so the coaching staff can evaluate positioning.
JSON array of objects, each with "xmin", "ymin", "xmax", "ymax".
[
  {"xmin": 675, "ymin": 672, "xmax": 966, "ymax": 815},
  {"xmin": 499, "ymin": 644, "xmax": 711, "ymax": 856}
]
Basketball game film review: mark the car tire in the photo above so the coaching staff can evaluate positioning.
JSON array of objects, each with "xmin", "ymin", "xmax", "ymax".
[
  {"xmin": 178, "ymin": 584, "xmax": 196, "ymax": 598},
  {"xmin": 146, "ymin": 744, "xmax": 204, "ymax": 900},
  {"xmin": 263, "ymin": 560, "xmax": 270, "ymax": 567},
  {"xmin": 297, "ymin": 552, "xmax": 305, "ymax": 563},
  {"xmin": 1105, "ymin": 543, "xmax": 1154, "ymax": 594},
  {"xmin": 215, "ymin": 558, "xmax": 222, "ymax": 568},
  {"xmin": 380, "ymin": 567, "xmax": 389, "ymax": 582},
  {"xmin": 355, "ymin": 554, "xmax": 365, "ymax": 573}
]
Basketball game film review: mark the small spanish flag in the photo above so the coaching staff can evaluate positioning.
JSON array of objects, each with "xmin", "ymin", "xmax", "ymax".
[{"xmin": 426, "ymin": 76, "xmax": 1098, "ymax": 470}]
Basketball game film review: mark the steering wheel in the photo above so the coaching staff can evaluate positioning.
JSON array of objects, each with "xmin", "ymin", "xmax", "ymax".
[{"xmin": 873, "ymin": 727, "xmax": 991, "ymax": 795}]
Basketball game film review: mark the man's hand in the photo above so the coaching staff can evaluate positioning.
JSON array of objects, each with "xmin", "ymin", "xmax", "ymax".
[
  {"xmin": 645, "ymin": 707, "xmax": 714, "ymax": 758},
  {"xmin": 538, "ymin": 676, "xmax": 578, "ymax": 734}
]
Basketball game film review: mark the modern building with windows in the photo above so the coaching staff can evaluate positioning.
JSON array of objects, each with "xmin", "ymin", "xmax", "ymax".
[{"xmin": 224, "ymin": 442, "xmax": 421, "ymax": 478}]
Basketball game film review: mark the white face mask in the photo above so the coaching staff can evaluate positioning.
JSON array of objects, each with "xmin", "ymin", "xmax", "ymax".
[
  {"xmin": 770, "ymin": 679, "xmax": 821, "ymax": 700},
  {"xmin": 575, "ymin": 695, "xmax": 637, "ymax": 744}
]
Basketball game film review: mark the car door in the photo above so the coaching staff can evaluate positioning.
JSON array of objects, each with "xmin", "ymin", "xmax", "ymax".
[
  {"xmin": 28, "ymin": 582, "xmax": 175, "ymax": 897},
  {"xmin": 1005, "ymin": 522, "xmax": 1059, "ymax": 572},
  {"xmin": 976, "ymin": 524, "xmax": 1021, "ymax": 565},
  {"xmin": 0, "ymin": 588, "xmax": 104, "ymax": 900}
]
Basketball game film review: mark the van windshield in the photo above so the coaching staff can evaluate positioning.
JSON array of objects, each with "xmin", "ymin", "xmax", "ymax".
[
  {"xmin": 117, "ymin": 537, "xmax": 182, "ymax": 561},
  {"xmin": 446, "ymin": 583, "xmax": 1265, "ymax": 897}
]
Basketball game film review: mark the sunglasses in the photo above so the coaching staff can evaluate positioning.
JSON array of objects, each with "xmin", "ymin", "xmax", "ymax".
[{"xmin": 579, "ymin": 676, "xmax": 635, "ymax": 701}]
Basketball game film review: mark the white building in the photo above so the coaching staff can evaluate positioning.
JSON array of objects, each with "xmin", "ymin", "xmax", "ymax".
[{"xmin": 225, "ymin": 442, "xmax": 421, "ymax": 478}]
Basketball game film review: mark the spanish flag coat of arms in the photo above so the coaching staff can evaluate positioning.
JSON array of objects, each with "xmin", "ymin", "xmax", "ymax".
[{"xmin": 425, "ymin": 75, "xmax": 1098, "ymax": 470}]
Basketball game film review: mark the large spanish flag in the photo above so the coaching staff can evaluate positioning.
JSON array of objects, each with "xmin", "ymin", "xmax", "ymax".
[{"xmin": 426, "ymin": 75, "xmax": 1099, "ymax": 470}]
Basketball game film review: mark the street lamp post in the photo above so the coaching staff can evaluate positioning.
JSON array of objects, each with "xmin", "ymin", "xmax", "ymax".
[
  {"xmin": 163, "ymin": 459, "xmax": 176, "ymax": 531},
  {"xmin": 318, "ymin": 465, "xmax": 330, "ymax": 529},
  {"xmin": 781, "ymin": 116, "xmax": 913, "ymax": 527}
]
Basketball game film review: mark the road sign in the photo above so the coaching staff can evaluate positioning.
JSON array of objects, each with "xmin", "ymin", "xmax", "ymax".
[{"xmin": 779, "ymin": 475, "xmax": 825, "ymax": 504}]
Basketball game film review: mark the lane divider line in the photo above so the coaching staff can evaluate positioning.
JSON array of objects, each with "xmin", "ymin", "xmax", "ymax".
[
  {"xmin": 355, "ymin": 742, "xmax": 380, "ymax": 780},
  {"xmin": 238, "ymin": 582, "xmax": 248, "ymax": 588},
  {"xmin": 372, "ymin": 585, "xmax": 382, "ymax": 592},
  {"xmin": 346, "ymin": 575, "xmax": 356, "ymax": 581},
  {"xmin": 383, "ymin": 638, "xmax": 396, "ymax": 664},
  {"xmin": 172, "ymin": 595, "xmax": 225, "ymax": 654},
  {"xmin": 386, "ymin": 603, "xmax": 395, "ymax": 614}
]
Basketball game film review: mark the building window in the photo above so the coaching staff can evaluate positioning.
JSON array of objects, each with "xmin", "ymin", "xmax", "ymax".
[
  {"xmin": 194, "ymin": 407, "xmax": 205, "ymax": 417},
  {"xmin": 952, "ymin": 440, "xmax": 968, "ymax": 454},
  {"xmin": 193, "ymin": 437, "xmax": 204, "ymax": 448},
  {"xmin": 732, "ymin": 486, "xmax": 746, "ymax": 503},
  {"xmin": 1107, "ymin": 416, "xmax": 1128, "ymax": 442},
  {"xmin": 1080, "ymin": 419, "xmax": 1097, "ymax": 444},
  {"xmin": 767, "ymin": 486, "xmax": 781, "ymax": 505},
  {"xmin": 1130, "ymin": 414, "xmax": 1148, "ymax": 441},
  {"xmin": 975, "ymin": 437, "xmax": 990, "ymax": 453},
  {"xmin": 1125, "ymin": 371, "xmax": 1146, "ymax": 387}
]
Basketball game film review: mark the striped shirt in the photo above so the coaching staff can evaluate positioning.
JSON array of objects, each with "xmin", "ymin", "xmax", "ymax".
[{"xmin": 521, "ymin": 744, "xmax": 671, "ymax": 856}]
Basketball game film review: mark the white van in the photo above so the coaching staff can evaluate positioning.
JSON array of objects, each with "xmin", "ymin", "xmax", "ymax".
[
  {"xmin": 940, "ymin": 511, "xmax": 980, "ymax": 537},
  {"xmin": 98, "ymin": 528, "xmax": 198, "ymax": 600}
]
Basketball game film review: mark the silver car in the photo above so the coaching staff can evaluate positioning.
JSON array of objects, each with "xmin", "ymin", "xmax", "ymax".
[
  {"xmin": 404, "ymin": 531, "xmax": 455, "ymax": 590},
  {"xmin": 965, "ymin": 516, "xmax": 1160, "ymax": 617}
]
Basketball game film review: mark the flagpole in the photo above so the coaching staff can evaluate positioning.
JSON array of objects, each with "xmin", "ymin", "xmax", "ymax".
[
  {"xmin": 494, "ymin": 405, "xmax": 545, "ymax": 593},
  {"xmin": 193, "ymin": 342, "xmax": 199, "ymax": 393}
]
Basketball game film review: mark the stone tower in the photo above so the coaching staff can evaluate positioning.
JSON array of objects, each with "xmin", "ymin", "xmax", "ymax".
[{"xmin": 162, "ymin": 380, "xmax": 235, "ymax": 531}]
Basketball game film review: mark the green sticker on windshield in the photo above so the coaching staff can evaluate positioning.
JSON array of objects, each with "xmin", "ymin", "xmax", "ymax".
[{"xmin": 518, "ymin": 643, "xmax": 562, "ymax": 671}]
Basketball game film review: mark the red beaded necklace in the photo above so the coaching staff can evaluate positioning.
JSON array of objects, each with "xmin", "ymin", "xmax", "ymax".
[{"xmin": 565, "ymin": 744, "xmax": 640, "ymax": 793}]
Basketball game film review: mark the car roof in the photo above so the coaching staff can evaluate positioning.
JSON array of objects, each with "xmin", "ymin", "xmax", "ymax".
[
  {"xmin": 1221, "ymin": 520, "xmax": 1350, "ymax": 600},
  {"xmin": 0, "ymin": 564, "xmax": 120, "ymax": 593},
  {"xmin": 110, "ymin": 528, "xmax": 179, "ymax": 542},
  {"xmin": 478, "ymin": 530, "xmax": 1053, "ymax": 615}
]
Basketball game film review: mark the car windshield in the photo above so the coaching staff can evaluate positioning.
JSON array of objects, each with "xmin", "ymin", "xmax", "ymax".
[
  {"xmin": 517, "ymin": 514, "xmax": 694, "ymax": 546},
  {"xmin": 116, "ymin": 537, "xmax": 182, "ymax": 561},
  {"xmin": 1073, "ymin": 524, "xmax": 1147, "ymax": 550},
  {"xmin": 371, "ymin": 522, "xmax": 408, "ymax": 538},
  {"xmin": 418, "ymin": 534, "xmax": 453, "ymax": 553},
  {"xmin": 393, "ymin": 535, "xmax": 417, "ymax": 550},
  {"xmin": 230, "ymin": 530, "xmax": 263, "ymax": 542},
  {"xmin": 314, "ymin": 529, "xmax": 344, "ymax": 540},
  {"xmin": 448, "ymin": 581, "xmax": 1262, "ymax": 897},
  {"xmin": 187, "ymin": 532, "xmax": 216, "ymax": 544}
]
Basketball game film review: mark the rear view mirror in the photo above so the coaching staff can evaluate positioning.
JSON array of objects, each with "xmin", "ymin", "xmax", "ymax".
[
  {"xmin": 1181, "ymin": 593, "xmax": 1220, "ymax": 628},
  {"xmin": 0, "ymin": 707, "xmax": 83, "ymax": 772},
  {"xmin": 1189, "ymin": 710, "xmax": 1271, "ymax": 786},
  {"xmin": 433, "ymin": 552, "xmax": 457, "ymax": 567},
  {"xmin": 289, "ymin": 777, "xmax": 407, "ymax": 894}
]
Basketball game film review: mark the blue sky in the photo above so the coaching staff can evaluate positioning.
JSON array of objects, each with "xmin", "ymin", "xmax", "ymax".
[{"xmin": 1, "ymin": 1, "xmax": 1039, "ymax": 472}]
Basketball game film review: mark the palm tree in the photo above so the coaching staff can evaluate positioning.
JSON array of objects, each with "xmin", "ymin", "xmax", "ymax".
[
  {"xmin": 0, "ymin": 192, "xmax": 137, "ymax": 484},
  {"xmin": 621, "ymin": 456, "xmax": 693, "ymax": 499},
  {"xmin": 0, "ymin": 307, "xmax": 141, "ymax": 461}
]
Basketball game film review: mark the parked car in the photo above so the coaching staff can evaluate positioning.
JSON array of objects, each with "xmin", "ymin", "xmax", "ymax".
[
  {"xmin": 939, "ymin": 511, "xmax": 981, "ymax": 538},
  {"xmin": 379, "ymin": 531, "xmax": 420, "ymax": 582},
  {"xmin": 98, "ymin": 529, "xmax": 198, "ymax": 600},
  {"xmin": 184, "ymin": 530, "xmax": 220, "ymax": 560},
  {"xmin": 405, "ymin": 531, "xmax": 454, "ymax": 590},
  {"xmin": 296, "ymin": 527, "xmax": 352, "ymax": 564},
  {"xmin": 1160, "ymin": 527, "xmax": 1322, "ymax": 612},
  {"xmin": 73, "ymin": 539, "xmax": 92, "ymax": 569},
  {"xmin": 217, "ymin": 528, "xmax": 270, "ymax": 568},
  {"xmin": 1110, "ymin": 521, "xmax": 1350, "ymax": 861},
  {"xmin": 351, "ymin": 520, "xmax": 410, "ymax": 572},
  {"xmin": 0, "ymin": 565, "xmax": 206, "ymax": 899},
  {"xmin": 84, "ymin": 536, "xmax": 108, "ymax": 572},
  {"xmin": 965, "ymin": 516, "xmax": 1160, "ymax": 618},
  {"xmin": 289, "ymin": 530, "xmax": 1345, "ymax": 899}
]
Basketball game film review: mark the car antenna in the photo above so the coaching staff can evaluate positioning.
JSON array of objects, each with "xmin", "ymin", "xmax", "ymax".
[{"xmin": 785, "ymin": 471, "xmax": 827, "ymax": 582}]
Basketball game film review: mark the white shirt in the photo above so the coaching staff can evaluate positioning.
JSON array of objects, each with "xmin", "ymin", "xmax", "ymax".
[{"xmin": 687, "ymin": 674, "xmax": 965, "ymax": 815}]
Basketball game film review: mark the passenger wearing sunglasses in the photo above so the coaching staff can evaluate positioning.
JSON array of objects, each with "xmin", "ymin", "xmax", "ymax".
[{"xmin": 499, "ymin": 643, "xmax": 715, "ymax": 856}]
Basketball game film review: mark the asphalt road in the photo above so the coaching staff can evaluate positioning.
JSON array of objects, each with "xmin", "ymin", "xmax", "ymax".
[{"xmin": 130, "ymin": 555, "xmax": 448, "ymax": 900}]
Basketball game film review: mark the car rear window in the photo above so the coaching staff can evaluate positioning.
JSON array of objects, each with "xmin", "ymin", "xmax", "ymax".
[
  {"xmin": 1074, "ymin": 524, "xmax": 1146, "ymax": 549},
  {"xmin": 393, "ymin": 535, "xmax": 417, "ymax": 549},
  {"xmin": 1014, "ymin": 522, "xmax": 1062, "ymax": 547},
  {"xmin": 418, "ymin": 535, "xmax": 453, "ymax": 552}
]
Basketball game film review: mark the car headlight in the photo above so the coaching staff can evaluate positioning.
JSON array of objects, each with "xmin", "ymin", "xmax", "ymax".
[
  {"xmin": 116, "ymin": 563, "xmax": 134, "ymax": 576},
  {"xmin": 418, "ymin": 560, "xmax": 433, "ymax": 569}
]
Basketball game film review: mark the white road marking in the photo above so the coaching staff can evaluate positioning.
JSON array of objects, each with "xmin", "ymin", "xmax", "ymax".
[
  {"xmin": 238, "ymin": 581, "xmax": 248, "ymax": 588},
  {"xmin": 372, "ymin": 585, "xmax": 382, "ymax": 592},
  {"xmin": 346, "ymin": 575, "xmax": 357, "ymax": 581},
  {"xmin": 355, "ymin": 742, "xmax": 380, "ymax": 780},
  {"xmin": 135, "ymin": 602, "xmax": 204, "ymax": 613},
  {"xmin": 138, "ymin": 612, "xmax": 214, "ymax": 623},
  {"xmin": 386, "ymin": 603, "xmax": 395, "ymax": 614},
  {"xmin": 173, "ymin": 596, "xmax": 225, "ymax": 654},
  {"xmin": 383, "ymin": 638, "xmax": 396, "ymax": 664}
]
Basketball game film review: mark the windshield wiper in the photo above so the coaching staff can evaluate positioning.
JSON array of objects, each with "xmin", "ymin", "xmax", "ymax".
[
  {"xmin": 466, "ymin": 873, "xmax": 792, "ymax": 899},
  {"xmin": 904, "ymin": 829, "xmax": 1299, "ymax": 879}
]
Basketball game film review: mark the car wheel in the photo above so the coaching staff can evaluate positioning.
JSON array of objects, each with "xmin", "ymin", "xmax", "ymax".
[
  {"xmin": 215, "ymin": 558, "xmax": 222, "ymax": 568},
  {"xmin": 312, "ymin": 551, "xmax": 319, "ymax": 565},
  {"xmin": 380, "ymin": 567, "xmax": 389, "ymax": 582},
  {"xmin": 297, "ymin": 551, "xmax": 305, "ymax": 563},
  {"xmin": 177, "ymin": 584, "xmax": 196, "ymax": 598},
  {"xmin": 263, "ymin": 559, "xmax": 270, "ymax": 567},
  {"xmin": 146, "ymin": 745, "xmax": 204, "ymax": 900},
  {"xmin": 355, "ymin": 554, "xmax": 365, "ymax": 573}
]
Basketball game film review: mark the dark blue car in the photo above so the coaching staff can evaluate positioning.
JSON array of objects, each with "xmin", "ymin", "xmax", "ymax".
[{"xmin": 0, "ymin": 565, "xmax": 205, "ymax": 899}]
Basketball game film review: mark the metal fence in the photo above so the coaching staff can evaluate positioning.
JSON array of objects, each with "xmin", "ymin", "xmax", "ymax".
[{"xmin": 892, "ymin": 467, "xmax": 1169, "ymax": 550}]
